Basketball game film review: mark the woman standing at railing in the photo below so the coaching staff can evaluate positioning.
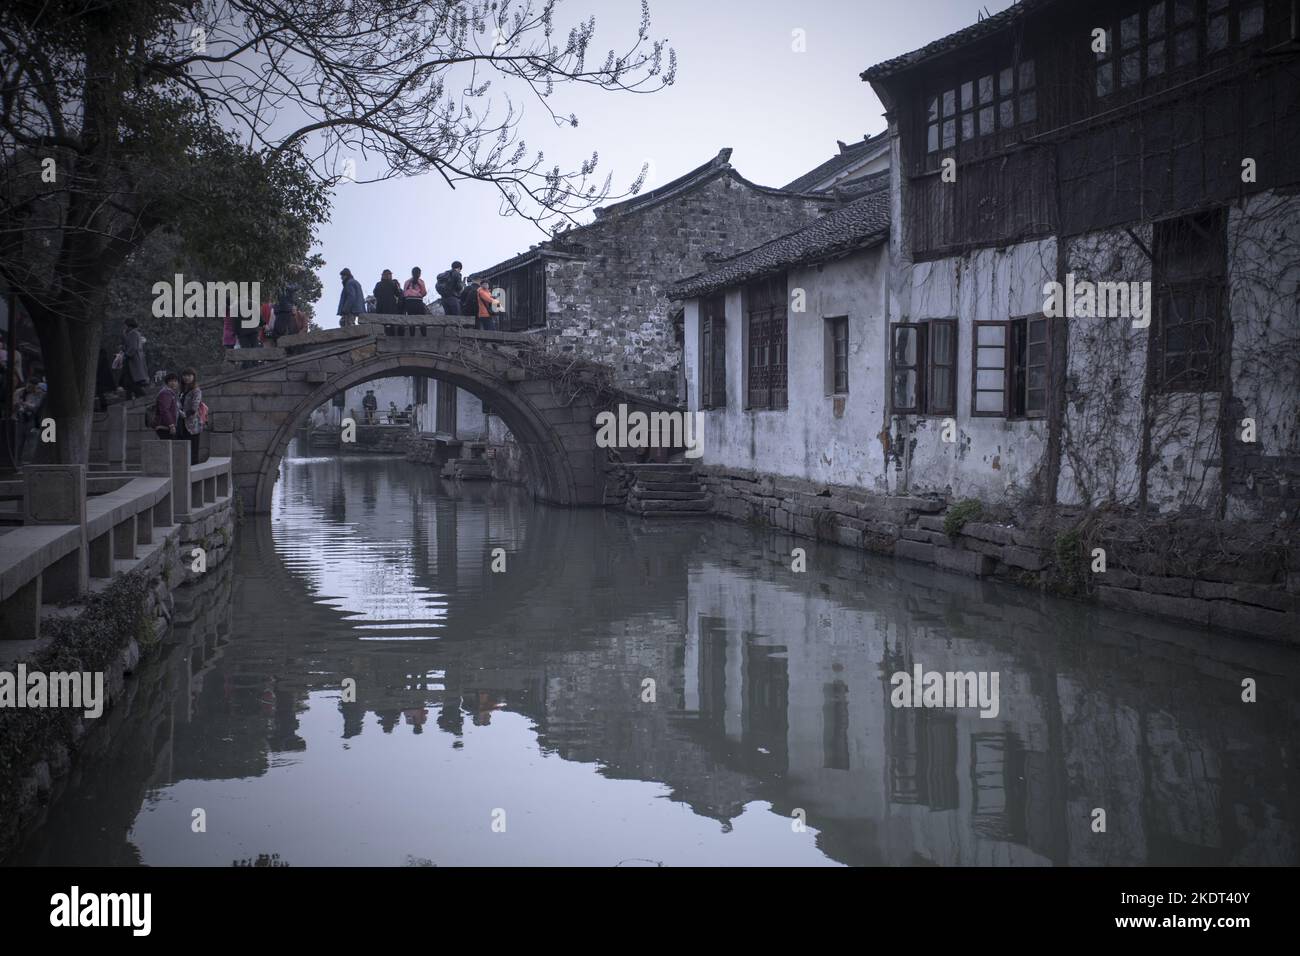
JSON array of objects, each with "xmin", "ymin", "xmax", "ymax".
[
  {"xmin": 402, "ymin": 267, "xmax": 428, "ymax": 315},
  {"xmin": 177, "ymin": 367, "xmax": 205, "ymax": 465}
]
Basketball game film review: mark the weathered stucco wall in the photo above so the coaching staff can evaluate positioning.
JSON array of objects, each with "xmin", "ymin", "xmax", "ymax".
[
  {"xmin": 1224, "ymin": 192, "xmax": 1300, "ymax": 522},
  {"xmin": 888, "ymin": 238, "xmax": 1055, "ymax": 503},
  {"xmin": 685, "ymin": 246, "xmax": 891, "ymax": 487},
  {"xmin": 1058, "ymin": 191, "xmax": 1300, "ymax": 520}
]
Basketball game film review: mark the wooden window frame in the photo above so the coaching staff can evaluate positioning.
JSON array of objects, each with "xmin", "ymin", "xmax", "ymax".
[
  {"xmin": 699, "ymin": 293, "xmax": 727, "ymax": 409},
  {"xmin": 1022, "ymin": 315, "xmax": 1050, "ymax": 419},
  {"xmin": 1095, "ymin": 0, "xmax": 1269, "ymax": 104},
  {"xmin": 971, "ymin": 317, "xmax": 1051, "ymax": 419},
  {"xmin": 926, "ymin": 318, "xmax": 958, "ymax": 416},
  {"xmin": 825, "ymin": 315, "xmax": 849, "ymax": 396},
  {"xmin": 972, "ymin": 320, "xmax": 1009, "ymax": 418},
  {"xmin": 745, "ymin": 275, "xmax": 788, "ymax": 411},
  {"xmin": 890, "ymin": 322, "xmax": 926, "ymax": 415},
  {"xmin": 891, "ymin": 319, "xmax": 959, "ymax": 416},
  {"xmin": 923, "ymin": 57, "xmax": 1035, "ymax": 166},
  {"xmin": 1151, "ymin": 210, "xmax": 1228, "ymax": 393}
]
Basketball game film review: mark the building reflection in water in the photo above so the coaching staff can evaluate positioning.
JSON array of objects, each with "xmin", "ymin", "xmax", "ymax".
[{"xmin": 12, "ymin": 445, "xmax": 1300, "ymax": 867}]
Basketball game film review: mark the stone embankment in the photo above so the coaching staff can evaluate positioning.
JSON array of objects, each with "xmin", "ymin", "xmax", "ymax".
[{"xmin": 636, "ymin": 464, "xmax": 1297, "ymax": 642}]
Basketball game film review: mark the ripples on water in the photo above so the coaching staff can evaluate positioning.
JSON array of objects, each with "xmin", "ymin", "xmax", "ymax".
[{"xmin": 13, "ymin": 444, "xmax": 1300, "ymax": 866}]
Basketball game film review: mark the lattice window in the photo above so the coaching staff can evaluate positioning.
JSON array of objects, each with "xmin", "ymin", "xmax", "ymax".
[
  {"xmin": 700, "ymin": 293, "xmax": 727, "ymax": 409},
  {"xmin": 745, "ymin": 276, "xmax": 788, "ymax": 410},
  {"xmin": 925, "ymin": 57, "xmax": 1035, "ymax": 157}
]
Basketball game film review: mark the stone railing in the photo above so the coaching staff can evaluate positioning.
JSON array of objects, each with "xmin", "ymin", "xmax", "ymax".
[{"xmin": 0, "ymin": 435, "xmax": 235, "ymax": 642}]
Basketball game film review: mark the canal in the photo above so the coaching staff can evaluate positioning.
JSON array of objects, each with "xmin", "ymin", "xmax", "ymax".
[{"xmin": 12, "ymin": 446, "xmax": 1300, "ymax": 866}]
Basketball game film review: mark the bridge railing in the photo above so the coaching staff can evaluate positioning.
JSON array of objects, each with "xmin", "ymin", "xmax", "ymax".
[{"xmin": 0, "ymin": 437, "xmax": 234, "ymax": 642}]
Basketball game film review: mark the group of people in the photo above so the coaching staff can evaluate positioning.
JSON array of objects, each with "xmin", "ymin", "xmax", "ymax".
[
  {"xmin": 338, "ymin": 262, "xmax": 500, "ymax": 329},
  {"xmin": 150, "ymin": 367, "xmax": 205, "ymax": 464}
]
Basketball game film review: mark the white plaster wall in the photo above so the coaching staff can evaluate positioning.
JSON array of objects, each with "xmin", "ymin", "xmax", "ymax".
[
  {"xmin": 685, "ymin": 245, "xmax": 891, "ymax": 488},
  {"xmin": 890, "ymin": 238, "xmax": 1055, "ymax": 502},
  {"xmin": 342, "ymin": 376, "xmax": 415, "ymax": 423},
  {"xmin": 455, "ymin": 386, "xmax": 487, "ymax": 441}
]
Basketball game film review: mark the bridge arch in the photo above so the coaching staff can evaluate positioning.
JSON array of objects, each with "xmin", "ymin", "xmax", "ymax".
[
  {"xmin": 150, "ymin": 332, "xmax": 607, "ymax": 514},
  {"xmin": 251, "ymin": 351, "xmax": 585, "ymax": 513}
]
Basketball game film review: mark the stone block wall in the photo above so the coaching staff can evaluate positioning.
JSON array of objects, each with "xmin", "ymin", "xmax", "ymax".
[
  {"xmin": 693, "ymin": 465, "xmax": 1298, "ymax": 643},
  {"xmin": 532, "ymin": 173, "xmax": 834, "ymax": 405}
]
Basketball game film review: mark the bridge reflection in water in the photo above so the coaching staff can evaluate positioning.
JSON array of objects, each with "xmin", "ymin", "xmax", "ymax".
[{"xmin": 12, "ymin": 445, "xmax": 1300, "ymax": 866}]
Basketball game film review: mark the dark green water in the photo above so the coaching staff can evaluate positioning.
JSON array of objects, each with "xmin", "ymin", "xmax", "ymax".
[{"xmin": 12, "ymin": 447, "xmax": 1300, "ymax": 866}]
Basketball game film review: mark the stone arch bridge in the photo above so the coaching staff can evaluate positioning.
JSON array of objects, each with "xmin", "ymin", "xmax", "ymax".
[{"xmin": 124, "ymin": 320, "xmax": 627, "ymax": 513}]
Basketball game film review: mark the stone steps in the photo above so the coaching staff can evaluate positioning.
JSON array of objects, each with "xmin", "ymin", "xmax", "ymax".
[
  {"xmin": 625, "ymin": 464, "xmax": 712, "ymax": 516},
  {"xmin": 629, "ymin": 497, "xmax": 712, "ymax": 514},
  {"xmin": 440, "ymin": 458, "xmax": 493, "ymax": 481}
]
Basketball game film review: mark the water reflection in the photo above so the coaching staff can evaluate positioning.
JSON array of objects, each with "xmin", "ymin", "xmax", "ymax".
[{"xmin": 11, "ymin": 446, "xmax": 1300, "ymax": 866}]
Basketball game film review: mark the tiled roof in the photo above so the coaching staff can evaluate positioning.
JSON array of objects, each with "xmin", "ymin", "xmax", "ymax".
[
  {"xmin": 672, "ymin": 188, "xmax": 890, "ymax": 300},
  {"xmin": 782, "ymin": 131, "xmax": 888, "ymax": 193},
  {"xmin": 860, "ymin": 0, "xmax": 1057, "ymax": 81},
  {"xmin": 477, "ymin": 148, "xmax": 832, "ymax": 278}
]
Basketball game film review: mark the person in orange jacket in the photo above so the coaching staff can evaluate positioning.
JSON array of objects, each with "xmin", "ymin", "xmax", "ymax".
[{"xmin": 475, "ymin": 279, "xmax": 498, "ymax": 331}]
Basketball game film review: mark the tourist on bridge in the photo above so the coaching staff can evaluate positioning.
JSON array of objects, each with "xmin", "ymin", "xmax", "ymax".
[
  {"xmin": 177, "ymin": 367, "xmax": 205, "ymax": 465},
  {"xmin": 337, "ymin": 268, "xmax": 365, "ymax": 328},
  {"xmin": 435, "ymin": 261, "xmax": 465, "ymax": 315},
  {"xmin": 458, "ymin": 278, "xmax": 480, "ymax": 319},
  {"xmin": 270, "ymin": 285, "xmax": 298, "ymax": 342},
  {"xmin": 117, "ymin": 318, "xmax": 150, "ymax": 398},
  {"xmin": 475, "ymin": 279, "xmax": 498, "ymax": 331},
  {"xmin": 402, "ymin": 267, "xmax": 428, "ymax": 315},
  {"xmin": 152, "ymin": 371, "xmax": 180, "ymax": 440},
  {"xmin": 373, "ymin": 269, "xmax": 402, "ymax": 315}
]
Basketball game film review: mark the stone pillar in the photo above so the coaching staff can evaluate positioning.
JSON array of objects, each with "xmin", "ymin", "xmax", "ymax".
[
  {"xmin": 143, "ymin": 440, "xmax": 173, "ymax": 529},
  {"xmin": 113, "ymin": 515, "xmax": 137, "ymax": 561},
  {"xmin": 88, "ymin": 532, "xmax": 113, "ymax": 578},
  {"xmin": 23, "ymin": 465, "xmax": 88, "ymax": 601},
  {"xmin": 170, "ymin": 442, "xmax": 192, "ymax": 517},
  {"xmin": 106, "ymin": 402, "xmax": 127, "ymax": 468}
]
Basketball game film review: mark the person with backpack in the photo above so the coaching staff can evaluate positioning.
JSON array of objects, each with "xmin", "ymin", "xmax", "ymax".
[
  {"xmin": 177, "ymin": 367, "xmax": 205, "ymax": 464},
  {"xmin": 152, "ymin": 371, "xmax": 180, "ymax": 440},
  {"xmin": 458, "ymin": 277, "xmax": 480, "ymax": 321},
  {"xmin": 435, "ymin": 261, "xmax": 465, "ymax": 315},
  {"xmin": 402, "ymin": 267, "xmax": 427, "ymax": 315},
  {"xmin": 373, "ymin": 269, "xmax": 402, "ymax": 315}
]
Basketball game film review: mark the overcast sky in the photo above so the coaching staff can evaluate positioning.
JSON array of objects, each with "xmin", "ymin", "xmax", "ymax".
[{"xmin": 315, "ymin": 0, "xmax": 1014, "ymax": 316}]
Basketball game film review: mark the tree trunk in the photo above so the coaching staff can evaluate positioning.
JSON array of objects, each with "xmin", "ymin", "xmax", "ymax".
[{"xmin": 33, "ymin": 310, "xmax": 102, "ymax": 466}]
